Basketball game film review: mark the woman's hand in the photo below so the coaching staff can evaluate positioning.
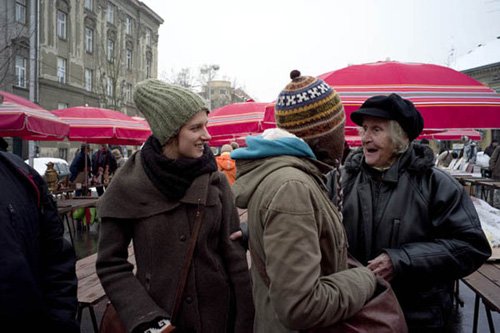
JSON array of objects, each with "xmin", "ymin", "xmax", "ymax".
[{"xmin": 367, "ymin": 253, "xmax": 394, "ymax": 281}]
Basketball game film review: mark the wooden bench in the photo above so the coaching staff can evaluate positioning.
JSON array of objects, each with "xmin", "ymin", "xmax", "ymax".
[
  {"xmin": 462, "ymin": 258, "xmax": 500, "ymax": 333},
  {"xmin": 76, "ymin": 245, "xmax": 135, "ymax": 332}
]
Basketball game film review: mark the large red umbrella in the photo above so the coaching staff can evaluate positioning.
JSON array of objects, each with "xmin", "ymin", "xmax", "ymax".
[
  {"xmin": 419, "ymin": 128, "xmax": 481, "ymax": 141},
  {"xmin": 317, "ymin": 61, "xmax": 500, "ymax": 129},
  {"xmin": 0, "ymin": 90, "xmax": 69, "ymax": 140},
  {"xmin": 51, "ymin": 106, "xmax": 151, "ymax": 145},
  {"xmin": 207, "ymin": 101, "xmax": 270, "ymax": 146}
]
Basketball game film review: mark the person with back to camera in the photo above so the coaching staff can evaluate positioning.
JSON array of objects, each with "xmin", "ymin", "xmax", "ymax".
[
  {"xmin": 216, "ymin": 143, "xmax": 237, "ymax": 185},
  {"xmin": 69, "ymin": 143, "xmax": 92, "ymax": 196},
  {"xmin": 0, "ymin": 145, "xmax": 79, "ymax": 332},
  {"xmin": 340, "ymin": 93, "xmax": 491, "ymax": 332},
  {"xmin": 92, "ymin": 144, "xmax": 117, "ymax": 196},
  {"xmin": 96, "ymin": 79, "xmax": 254, "ymax": 333},
  {"xmin": 231, "ymin": 70, "xmax": 377, "ymax": 332}
]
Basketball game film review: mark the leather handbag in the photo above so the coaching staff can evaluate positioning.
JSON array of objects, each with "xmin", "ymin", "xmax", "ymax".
[
  {"xmin": 100, "ymin": 200, "xmax": 206, "ymax": 333},
  {"xmin": 251, "ymin": 249, "xmax": 408, "ymax": 333}
]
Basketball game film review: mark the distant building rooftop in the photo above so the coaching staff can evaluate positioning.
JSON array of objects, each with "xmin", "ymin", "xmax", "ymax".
[{"xmin": 453, "ymin": 37, "xmax": 500, "ymax": 71}]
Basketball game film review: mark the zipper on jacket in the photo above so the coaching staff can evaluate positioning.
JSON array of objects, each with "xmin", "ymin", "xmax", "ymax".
[{"xmin": 390, "ymin": 219, "xmax": 401, "ymax": 247}]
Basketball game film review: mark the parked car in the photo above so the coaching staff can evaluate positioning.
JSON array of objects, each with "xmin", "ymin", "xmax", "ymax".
[{"xmin": 24, "ymin": 157, "xmax": 71, "ymax": 182}]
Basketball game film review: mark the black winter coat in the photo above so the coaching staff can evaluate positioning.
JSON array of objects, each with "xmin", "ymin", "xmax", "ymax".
[
  {"xmin": 0, "ymin": 152, "xmax": 79, "ymax": 332},
  {"xmin": 341, "ymin": 144, "xmax": 491, "ymax": 331}
]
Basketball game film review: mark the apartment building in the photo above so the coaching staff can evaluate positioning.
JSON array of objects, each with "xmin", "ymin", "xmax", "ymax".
[{"xmin": 1, "ymin": 0, "xmax": 163, "ymax": 116}]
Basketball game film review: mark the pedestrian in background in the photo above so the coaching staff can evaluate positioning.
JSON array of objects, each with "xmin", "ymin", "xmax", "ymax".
[
  {"xmin": 96, "ymin": 79, "xmax": 254, "ymax": 333},
  {"xmin": 216, "ymin": 143, "xmax": 237, "ymax": 185},
  {"xmin": 91, "ymin": 144, "xmax": 117, "ymax": 196},
  {"xmin": 341, "ymin": 93, "xmax": 491, "ymax": 332},
  {"xmin": 484, "ymin": 139, "xmax": 498, "ymax": 157},
  {"xmin": 231, "ymin": 70, "xmax": 376, "ymax": 332},
  {"xmin": 111, "ymin": 148, "xmax": 126, "ymax": 169},
  {"xmin": 69, "ymin": 143, "xmax": 92, "ymax": 196},
  {"xmin": 0, "ymin": 148, "xmax": 79, "ymax": 332}
]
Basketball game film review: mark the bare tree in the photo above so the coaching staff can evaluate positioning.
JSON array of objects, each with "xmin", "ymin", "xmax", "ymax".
[
  {"xmin": 94, "ymin": 30, "xmax": 126, "ymax": 111},
  {"xmin": 0, "ymin": 13, "xmax": 33, "ymax": 88},
  {"xmin": 160, "ymin": 67, "xmax": 196, "ymax": 89}
]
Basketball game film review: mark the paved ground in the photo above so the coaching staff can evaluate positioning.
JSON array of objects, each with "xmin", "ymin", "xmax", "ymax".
[{"xmin": 69, "ymin": 224, "xmax": 500, "ymax": 333}]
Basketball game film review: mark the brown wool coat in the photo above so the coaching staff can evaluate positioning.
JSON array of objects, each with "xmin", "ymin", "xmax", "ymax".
[{"xmin": 96, "ymin": 152, "xmax": 254, "ymax": 333}]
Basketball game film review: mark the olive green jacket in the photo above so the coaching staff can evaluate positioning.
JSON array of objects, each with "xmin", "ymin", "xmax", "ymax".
[{"xmin": 233, "ymin": 155, "xmax": 376, "ymax": 333}]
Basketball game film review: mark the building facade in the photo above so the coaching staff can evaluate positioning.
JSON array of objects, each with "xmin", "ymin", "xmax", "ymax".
[
  {"xmin": 454, "ymin": 37, "xmax": 500, "ymax": 144},
  {"xmin": 0, "ymin": 0, "xmax": 163, "ymax": 159}
]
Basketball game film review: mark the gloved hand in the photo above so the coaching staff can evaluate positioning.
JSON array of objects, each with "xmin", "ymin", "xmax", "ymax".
[{"xmin": 134, "ymin": 318, "xmax": 175, "ymax": 333}]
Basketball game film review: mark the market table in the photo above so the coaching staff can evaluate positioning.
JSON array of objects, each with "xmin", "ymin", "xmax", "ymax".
[
  {"xmin": 57, "ymin": 197, "xmax": 99, "ymax": 247},
  {"xmin": 462, "ymin": 250, "xmax": 500, "ymax": 333},
  {"xmin": 475, "ymin": 181, "xmax": 500, "ymax": 206}
]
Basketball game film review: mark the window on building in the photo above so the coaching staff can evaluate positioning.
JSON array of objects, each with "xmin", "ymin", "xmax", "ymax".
[
  {"xmin": 15, "ymin": 55, "xmax": 27, "ymax": 88},
  {"xmin": 145, "ymin": 28, "xmax": 152, "ymax": 46},
  {"xmin": 146, "ymin": 58, "xmax": 151, "ymax": 79},
  {"xmin": 57, "ymin": 10, "xmax": 67, "ymax": 39},
  {"xmin": 126, "ymin": 82, "xmax": 133, "ymax": 102},
  {"xmin": 58, "ymin": 147, "xmax": 68, "ymax": 161},
  {"xmin": 57, "ymin": 103, "xmax": 68, "ymax": 109},
  {"xmin": 107, "ymin": 4, "xmax": 114, "ymax": 23},
  {"xmin": 85, "ymin": 27, "xmax": 93, "ymax": 53},
  {"xmin": 84, "ymin": 0, "xmax": 93, "ymax": 11},
  {"xmin": 126, "ymin": 49, "xmax": 132, "ymax": 70},
  {"xmin": 106, "ymin": 77, "xmax": 113, "ymax": 97},
  {"xmin": 84, "ymin": 68, "xmax": 93, "ymax": 91},
  {"xmin": 57, "ymin": 57, "xmax": 66, "ymax": 83},
  {"xmin": 219, "ymin": 89, "xmax": 227, "ymax": 95},
  {"xmin": 16, "ymin": 0, "xmax": 27, "ymax": 24},
  {"xmin": 107, "ymin": 39, "xmax": 114, "ymax": 62},
  {"xmin": 125, "ymin": 16, "xmax": 133, "ymax": 35}
]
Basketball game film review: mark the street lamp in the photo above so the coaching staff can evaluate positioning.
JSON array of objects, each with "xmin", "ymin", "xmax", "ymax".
[{"xmin": 201, "ymin": 64, "xmax": 219, "ymax": 110}]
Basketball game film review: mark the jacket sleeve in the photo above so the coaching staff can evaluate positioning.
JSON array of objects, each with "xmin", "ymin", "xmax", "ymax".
[
  {"xmin": 37, "ymin": 174, "xmax": 80, "ymax": 332},
  {"xmin": 385, "ymin": 171, "xmax": 492, "ymax": 282},
  {"xmin": 263, "ymin": 179, "xmax": 376, "ymax": 330},
  {"xmin": 216, "ymin": 173, "xmax": 255, "ymax": 333}
]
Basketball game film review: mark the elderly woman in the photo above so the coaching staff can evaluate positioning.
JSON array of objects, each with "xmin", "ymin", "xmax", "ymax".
[{"xmin": 341, "ymin": 93, "xmax": 491, "ymax": 333}]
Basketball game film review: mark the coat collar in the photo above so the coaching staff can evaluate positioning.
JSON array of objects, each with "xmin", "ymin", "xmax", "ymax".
[{"xmin": 98, "ymin": 151, "xmax": 212, "ymax": 219}]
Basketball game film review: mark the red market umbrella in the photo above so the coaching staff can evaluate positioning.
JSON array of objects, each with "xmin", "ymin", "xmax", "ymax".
[
  {"xmin": 51, "ymin": 106, "xmax": 151, "ymax": 145},
  {"xmin": 0, "ymin": 90, "xmax": 69, "ymax": 140},
  {"xmin": 318, "ymin": 61, "xmax": 500, "ymax": 129},
  {"xmin": 418, "ymin": 128, "xmax": 481, "ymax": 141},
  {"xmin": 207, "ymin": 101, "xmax": 270, "ymax": 146}
]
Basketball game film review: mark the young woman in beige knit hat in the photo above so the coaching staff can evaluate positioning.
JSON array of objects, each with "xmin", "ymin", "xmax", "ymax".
[{"xmin": 96, "ymin": 79, "xmax": 254, "ymax": 333}]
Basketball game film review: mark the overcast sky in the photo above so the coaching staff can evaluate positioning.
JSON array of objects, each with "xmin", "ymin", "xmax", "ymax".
[{"xmin": 142, "ymin": 0, "xmax": 500, "ymax": 102}]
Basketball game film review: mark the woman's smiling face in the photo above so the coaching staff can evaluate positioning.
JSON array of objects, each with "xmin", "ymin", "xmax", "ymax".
[
  {"xmin": 359, "ymin": 116, "xmax": 397, "ymax": 168},
  {"xmin": 163, "ymin": 111, "xmax": 212, "ymax": 159}
]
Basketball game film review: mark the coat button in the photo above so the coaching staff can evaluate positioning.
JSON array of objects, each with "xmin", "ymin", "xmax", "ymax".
[
  {"xmin": 180, "ymin": 234, "xmax": 186, "ymax": 241},
  {"xmin": 185, "ymin": 296, "xmax": 193, "ymax": 304}
]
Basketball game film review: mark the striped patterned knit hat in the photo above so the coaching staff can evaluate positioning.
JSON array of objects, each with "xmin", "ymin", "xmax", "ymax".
[
  {"xmin": 133, "ymin": 79, "xmax": 208, "ymax": 145},
  {"xmin": 275, "ymin": 70, "xmax": 345, "ymax": 140},
  {"xmin": 275, "ymin": 70, "xmax": 346, "ymax": 165}
]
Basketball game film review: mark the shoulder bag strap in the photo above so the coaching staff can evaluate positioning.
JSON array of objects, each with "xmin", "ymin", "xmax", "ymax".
[{"xmin": 171, "ymin": 198, "xmax": 205, "ymax": 323}]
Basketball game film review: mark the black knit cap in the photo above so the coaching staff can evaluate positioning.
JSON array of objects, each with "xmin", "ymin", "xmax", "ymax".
[{"xmin": 350, "ymin": 93, "xmax": 424, "ymax": 141}]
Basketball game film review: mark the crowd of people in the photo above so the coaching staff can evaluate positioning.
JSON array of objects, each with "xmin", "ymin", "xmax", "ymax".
[
  {"xmin": 1, "ymin": 74, "xmax": 496, "ymax": 333},
  {"xmin": 68, "ymin": 144, "xmax": 125, "ymax": 197}
]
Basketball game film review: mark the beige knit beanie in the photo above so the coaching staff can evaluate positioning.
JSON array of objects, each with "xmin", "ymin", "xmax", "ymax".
[{"xmin": 133, "ymin": 79, "xmax": 208, "ymax": 145}]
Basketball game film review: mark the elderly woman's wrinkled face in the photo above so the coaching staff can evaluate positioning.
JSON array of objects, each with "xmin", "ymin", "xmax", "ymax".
[{"xmin": 359, "ymin": 116, "xmax": 397, "ymax": 168}]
